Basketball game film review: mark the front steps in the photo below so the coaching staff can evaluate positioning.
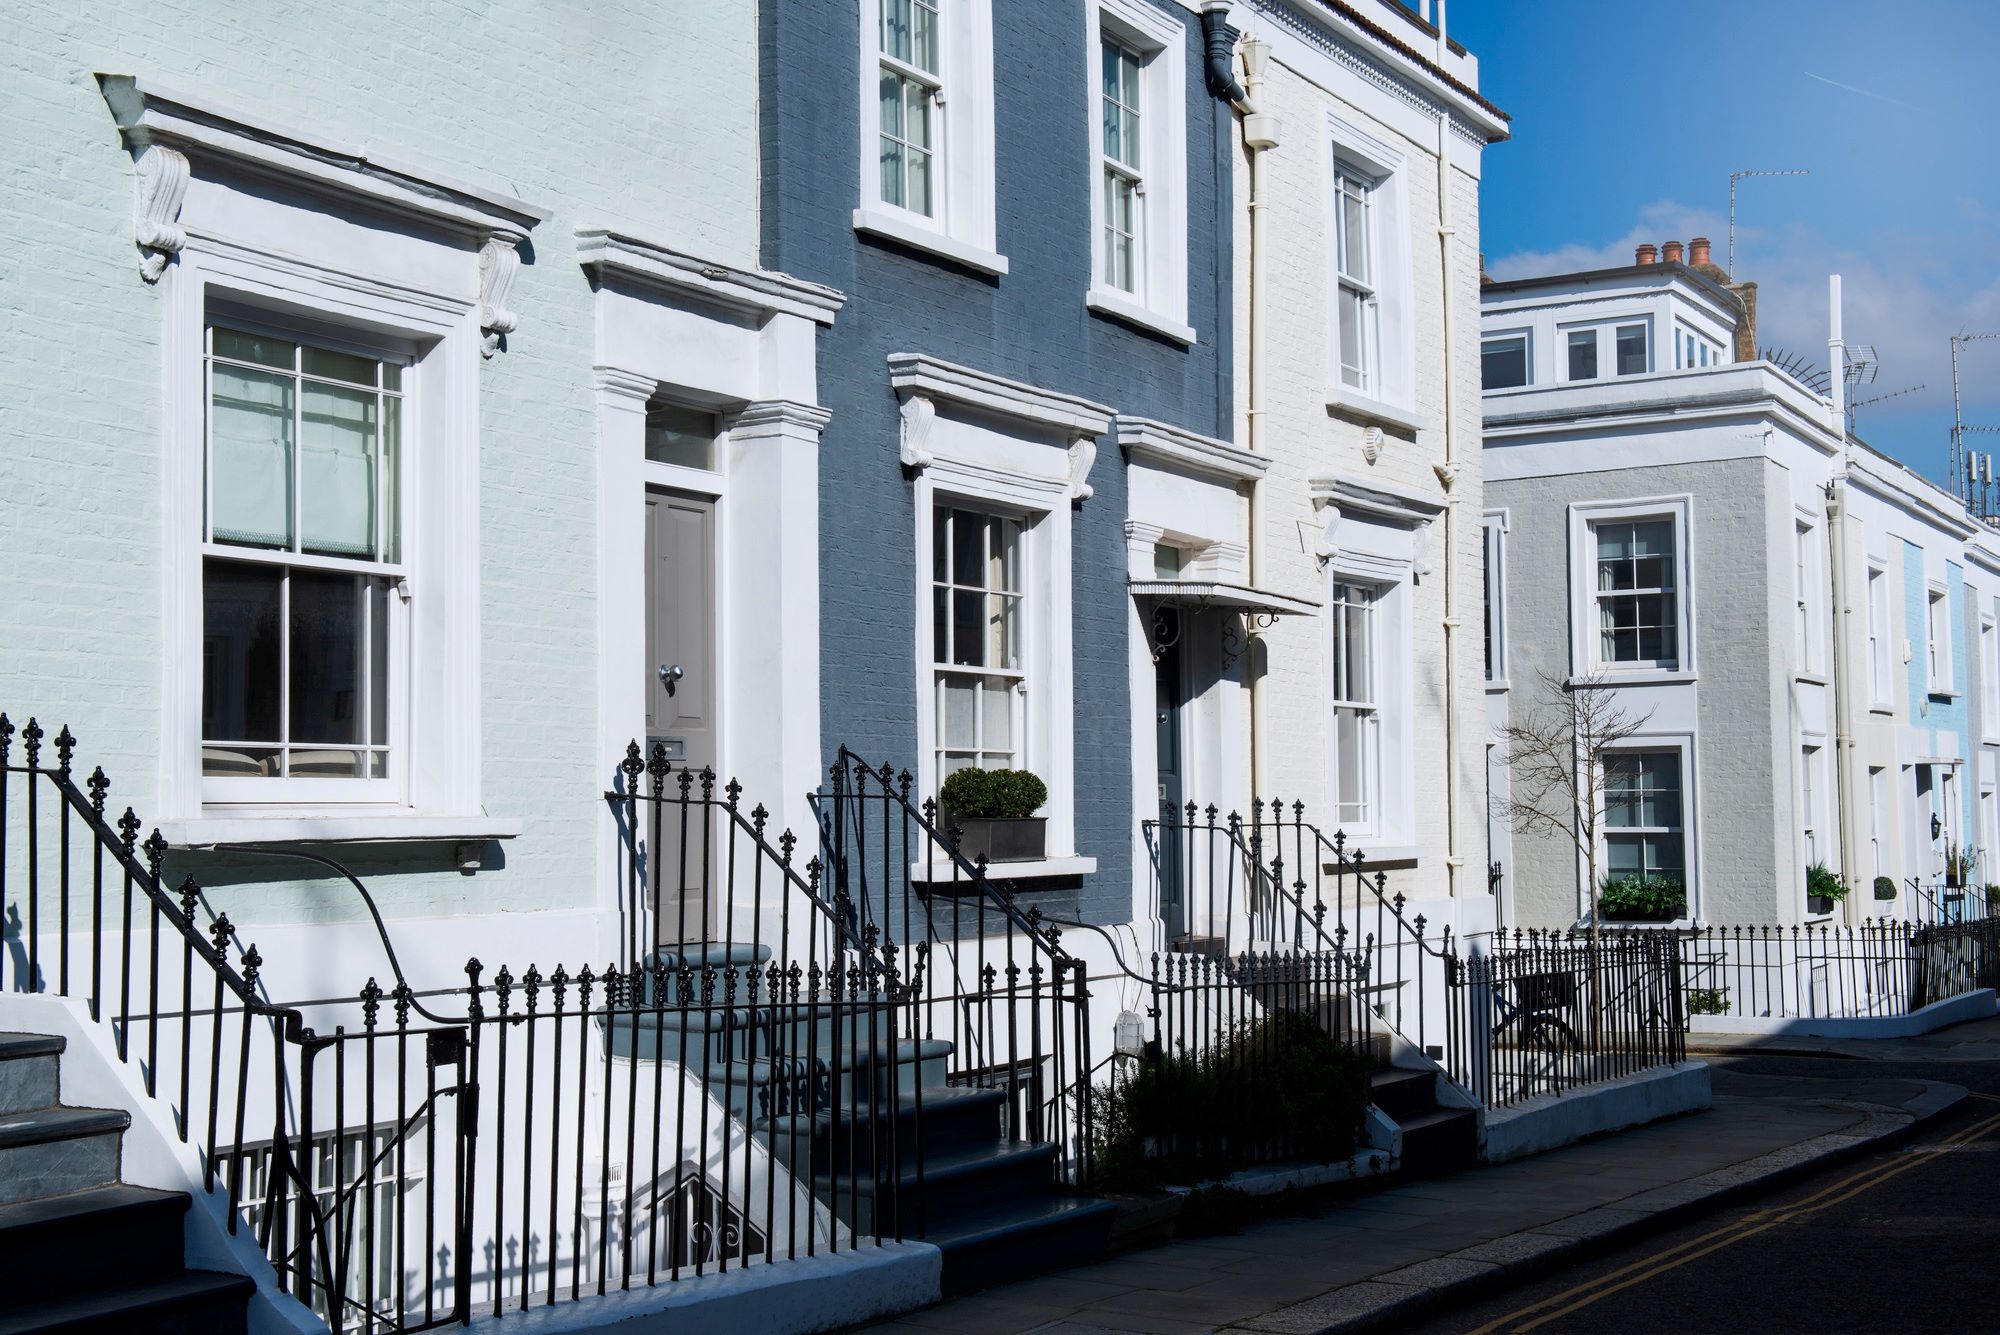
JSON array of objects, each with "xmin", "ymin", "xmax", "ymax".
[
  {"xmin": 1370, "ymin": 1065, "xmax": 1479, "ymax": 1177},
  {"xmin": 616, "ymin": 944, "xmax": 1115, "ymax": 1295},
  {"xmin": 0, "ymin": 1033, "xmax": 252, "ymax": 1335}
]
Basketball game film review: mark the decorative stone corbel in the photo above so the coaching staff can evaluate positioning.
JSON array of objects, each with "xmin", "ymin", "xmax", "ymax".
[
  {"xmin": 898, "ymin": 394, "xmax": 936, "ymax": 469},
  {"xmin": 1361, "ymin": 425, "xmax": 1384, "ymax": 465},
  {"xmin": 1068, "ymin": 435, "xmax": 1097, "ymax": 502},
  {"xmin": 131, "ymin": 145, "xmax": 189, "ymax": 283},
  {"xmin": 1311, "ymin": 498, "xmax": 1341, "ymax": 568},
  {"xmin": 1433, "ymin": 460, "xmax": 1459, "ymax": 490},
  {"xmin": 1412, "ymin": 517, "xmax": 1436, "ymax": 580},
  {"xmin": 478, "ymin": 235, "xmax": 524, "ymax": 357}
]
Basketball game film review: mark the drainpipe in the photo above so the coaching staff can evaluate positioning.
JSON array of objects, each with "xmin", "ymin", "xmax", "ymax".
[
  {"xmin": 1826, "ymin": 275, "xmax": 1861, "ymax": 920},
  {"xmin": 1433, "ymin": 0, "xmax": 1464, "ymax": 900},
  {"xmin": 1202, "ymin": 3, "xmax": 1278, "ymax": 798}
]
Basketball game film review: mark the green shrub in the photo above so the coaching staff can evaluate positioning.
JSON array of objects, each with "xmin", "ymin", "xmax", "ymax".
[
  {"xmin": 1873, "ymin": 876, "xmax": 1898, "ymax": 901},
  {"xmin": 1599, "ymin": 873, "xmax": 1686, "ymax": 918},
  {"xmin": 938, "ymin": 767, "xmax": 1048, "ymax": 819},
  {"xmin": 1687, "ymin": 987, "xmax": 1730, "ymax": 1016},
  {"xmin": 1805, "ymin": 862, "xmax": 1848, "ymax": 902},
  {"xmin": 1091, "ymin": 1010, "xmax": 1370, "ymax": 1191}
]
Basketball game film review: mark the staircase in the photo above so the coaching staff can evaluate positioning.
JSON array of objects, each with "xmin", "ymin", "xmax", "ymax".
[
  {"xmin": 1368, "ymin": 1062, "xmax": 1478, "ymax": 1178},
  {"xmin": 0, "ymin": 1033, "xmax": 252, "ymax": 1334},
  {"xmin": 615, "ymin": 943, "xmax": 1116, "ymax": 1295}
]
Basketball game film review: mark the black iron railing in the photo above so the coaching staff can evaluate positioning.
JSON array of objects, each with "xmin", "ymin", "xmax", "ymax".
[
  {"xmin": 814, "ymin": 749, "xmax": 1095, "ymax": 1185},
  {"xmin": 1443, "ymin": 931, "xmax": 1685, "ymax": 1110}
]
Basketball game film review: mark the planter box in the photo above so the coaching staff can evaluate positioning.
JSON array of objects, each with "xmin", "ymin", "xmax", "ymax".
[
  {"xmin": 943, "ymin": 814, "xmax": 1047, "ymax": 864},
  {"xmin": 1807, "ymin": 894, "xmax": 1837, "ymax": 915},
  {"xmin": 1599, "ymin": 905, "xmax": 1680, "ymax": 923}
]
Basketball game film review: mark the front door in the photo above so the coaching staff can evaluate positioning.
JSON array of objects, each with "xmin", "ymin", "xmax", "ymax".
[
  {"xmin": 1155, "ymin": 608, "xmax": 1186, "ymax": 941},
  {"xmin": 645, "ymin": 489, "xmax": 717, "ymax": 944}
]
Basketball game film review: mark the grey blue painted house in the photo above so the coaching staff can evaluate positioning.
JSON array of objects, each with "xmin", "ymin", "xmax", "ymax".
[{"xmin": 761, "ymin": 0, "xmax": 1240, "ymax": 924}]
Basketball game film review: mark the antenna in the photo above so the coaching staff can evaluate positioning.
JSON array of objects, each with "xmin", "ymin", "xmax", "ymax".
[
  {"xmin": 1846, "ymin": 381, "xmax": 1923, "ymax": 435},
  {"xmin": 1728, "ymin": 169, "xmax": 1809, "ymax": 276},
  {"xmin": 1953, "ymin": 332, "xmax": 2000, "ymax": 508}
]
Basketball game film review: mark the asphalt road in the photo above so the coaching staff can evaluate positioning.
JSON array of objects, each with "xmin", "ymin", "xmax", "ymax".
[{"xmin": 1411, "ymin": 1051, "xmax": 2000, "ymax": 1335}]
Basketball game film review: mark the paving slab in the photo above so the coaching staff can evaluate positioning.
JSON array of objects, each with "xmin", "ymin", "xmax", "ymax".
[{"xmin": 855, "ymin": 1074, "xmax": 1966, "ymax": 1335}]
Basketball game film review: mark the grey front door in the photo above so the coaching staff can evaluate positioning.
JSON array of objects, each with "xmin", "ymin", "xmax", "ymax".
[
  {"xmin": 1155, "ymin": 608, "xmax": 1186, "ymax": 942},
  {"xmin": 645, "ymin": 489, "xmax": 717, "ymax": 944}
]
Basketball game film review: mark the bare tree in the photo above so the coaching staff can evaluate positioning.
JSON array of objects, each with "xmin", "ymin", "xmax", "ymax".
[{"xmin": 1497, "ymin": 668, "xmax": 1655, "ymax": 948}]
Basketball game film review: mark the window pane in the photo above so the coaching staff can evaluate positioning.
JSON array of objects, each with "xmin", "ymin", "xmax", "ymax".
[
  {"xmin": 1616, "ymin": 325, "xmax": 1648, "ymax": 375},
  {"xmin": 981, "ymin": 680, "xmax": 1012, "ymax": 753},
  {"xmin": 1339, "ymin": 287, "xmax": 1365, "ymax": 389},
  {"xmin": 202, "ymin": 560, "xmax": 283, "ymax": 769},
  {"xmin": 302, "ymin": 344, "xmax": 378, "ymax": 387},
  {"xmin": 951, "ymin": 508, "xmax": 983, "ymax": 586},
  {"xmin": 911, "ymin": 0, "xmax": 937, "ymax": 71},
  {"xmin": 289, "ymin": 570, "xmax": 366, "ymax": 746},
  {"xmin": 940, "ymin": 674, "xmax": 976, "ymax": 748},
  {"xmin": 380, "ymin": 396, "xmax": 401, "ymax": 563},
  {"xmin": 645, "ymin": 401, "xmax": 716, "ymax": 470},
  {"xmin": 210, "ymin": 363, "xmax": 295, "ymax": 549},
  {"xmin": 952, "ymin": 590, "xmax": 984, "ymax": 666},
  {"xmin": 213, "ymin": 327, "xmax": 295, "ymax": 371},
  {"xmin": 1568, "ymin": 330, "xmax": 1598, "ymax": 380},
  {"xmin": 1340, "ymin": 183, "xmax": 1369, "ymax": 283},
  {"xmin": 300, "ymin": 380, "xmax": 377, "ymax": 557},
  {"xmin": 1482, "ymin": 337, "xmax": 1527, "ymax": 389},
  {"xmin": 905, "ymin": 79, "xmax": 933, "ymax": 150},
  {"xmin": 907, "ymin": 145, "xmax": 933, "ymax": 218},
  {"xmin": 882, "ymin": 0, "xmax": 912, "ymax": 62},
  {"xmin": 933, "ymin": 587, "xmax": 950, "ymax": 661},
  {"xmin": 1121, "ymin": 108, "xmax": 1141, "ymax": 172}
]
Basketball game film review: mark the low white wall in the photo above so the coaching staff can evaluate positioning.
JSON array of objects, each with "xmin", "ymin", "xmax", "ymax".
[
  {"xmin": 1688, "ymin": 988, "xmax": 1998, "ymax": 1040},
  {"xmin": 473, "ymin": 1242, "xmax": 941, "ymax": 1334},
  {"xmin": 1481, "ymin": 1062, "xmax": 1711, "ymax": 1165}
]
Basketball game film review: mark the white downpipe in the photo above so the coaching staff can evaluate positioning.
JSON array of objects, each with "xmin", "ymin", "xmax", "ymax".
[
  {"xmin": 1826, "ymin": 274, "xmax": 1861, "ymax": 920},
  {"xmin": 1434, "ymin": 89, "xmax": 1463, "ymax": 899},
  {"xmin": 1239, "ymin": 36, "xmax": 1277, "ymax": 799}
]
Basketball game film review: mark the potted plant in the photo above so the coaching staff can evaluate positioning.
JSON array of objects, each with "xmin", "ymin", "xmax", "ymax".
[
  {"xmin": 1873, "ymin": 875, "xmax": 1898, "ymax": 902},
  {"xmin": 1945, "ymin": 843, "xmax": 1980, "ymax": 889},
  {"xmin": 1598, "ymin": 873, "xmax": 1686, "ymax": 923},
  {"xmin": 938, "ymin": 767, "xmax": 1049, "ymax": 864},
  {"xmin": 1805, "ymin": 862, "xmax": 1848, "ymax": 916}
]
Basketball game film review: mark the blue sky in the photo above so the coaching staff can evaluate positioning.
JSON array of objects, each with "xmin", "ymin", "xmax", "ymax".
[{"xmin": 1451, "ymin": 0, "xmax": 2000, "ymax": 488}]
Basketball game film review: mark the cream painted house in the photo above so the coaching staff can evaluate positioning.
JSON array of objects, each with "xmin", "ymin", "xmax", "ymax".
[{"xmin": 1219, "ymin": 1, "xmax": 1506, "ymax": 951}]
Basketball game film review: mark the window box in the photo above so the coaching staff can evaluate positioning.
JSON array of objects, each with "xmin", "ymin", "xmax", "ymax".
[
  {"xmin": 1599, "ymin": 904, "xmax": 1679, "ymax": 924},
  {"xmin": 944, "ymin": 814, "xmax": 1048, "ymax": 864},
  {"xmin": 1806, "ymin": 894, "xmax": 1836, "ymax": 916}
]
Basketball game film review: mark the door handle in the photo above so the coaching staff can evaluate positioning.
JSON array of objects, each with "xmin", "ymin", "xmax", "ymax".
[{"xmin": 658, "ymin": 663, "xmax": 685, "ymax": 697}]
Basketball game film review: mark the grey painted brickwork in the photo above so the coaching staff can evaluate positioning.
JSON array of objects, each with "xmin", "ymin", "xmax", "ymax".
[
  {"xmin": 1491, "ymin": 456, "xmax": 1795, "ymax": 926},
  {"xmin": 761, "ymin": 0, "xmax": 1235, "ymax": 922}
]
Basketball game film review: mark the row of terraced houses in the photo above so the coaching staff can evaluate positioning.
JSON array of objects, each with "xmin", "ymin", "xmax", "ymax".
[{"xmin": 1, "ymin": 3, "xmax": 1993, "ymax": 1334}]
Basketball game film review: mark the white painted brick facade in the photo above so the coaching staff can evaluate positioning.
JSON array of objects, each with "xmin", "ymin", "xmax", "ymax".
[{"xmin": 0, "ymin": 1, "xmax": 758, "ymax": 937}]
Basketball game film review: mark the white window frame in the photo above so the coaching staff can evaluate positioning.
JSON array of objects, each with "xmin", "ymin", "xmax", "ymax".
[
  {"xmin": 1568, "ymin": 497, "xmax": 1695, "ymax": 681},
  {"xmin": 1328, "ymin": 579, "xmax": 1383, "ymax": 833},
  {"xmin": 1867, "ymin": 561, "xmax": 1894, "ymax": 710},
  {"xmin": 1927, "ymin": 581, "xmax": 1954, "ymax": 697},
  {"xmin": 199, "ymin": 312, "xmax": 414, "ymax": 806},
  {"xmin": 163, "ymin": 245, "xmax": 486, "ymax": 828},
  {"xmin": 1598, "ymin": 741, "xmax": 1695, "ymax": 915},
  {"xmin": 1869, "ymin": 765, "xmax": 1889, "ymax": 883},
  {"xmin": 1084, "ymin": 0, "xmax": 1190, "ymax": 343},
  {"xmin": 1800, "ymin": 742, "xmax": 1823, "ymax": 872},
  {"xmin": 1674, "ymin": 321, "xmax": 1722, "ymax": 370},
  {"xmin": 1482, "ymin": 510, "xmax": 1508, "ymax": 686},
  {"xmin": 1481, "ymin": 330, "xmax": 1531, "ymax": 390},
  {"xmin": 1326, "ymin": 113, "xmax": 1416, "ymax": 424},
  {"xmin": 1984, "ymin": 605, "xmax": 2000, "ymax": 741},
  {"xmin": 930, "ymin": 504, "xmax": 1028, "ymax": 778},
  {"xmin": 1560, "ymin": 317, "xmax": 1652, "ymax": 382},
  {"xmin": 1794, "ymin": 516, "xmax": 1822, "ymax": 676},
  {"xmin": 1322, "ymin": 533, "xmax": 1415, "ymax": 848},
  {"xmin": 856, "ymin": 0, "xmax": 1005, "ymax": 275}
]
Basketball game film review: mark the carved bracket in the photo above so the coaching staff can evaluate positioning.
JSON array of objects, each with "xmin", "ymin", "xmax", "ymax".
[
  {"xmin": 478, "ymin": 235, "xmax": 523, "ymax": 358},
  {"xmin": 1360, "ymin": 425, "xmax": 1385, "ymax": 465},
  {"xmin": 898, "ymin": 394, "xmax": 936, "ymax": 470},
  {"xmin": 131, "ymin": 145, "xmax": 190, "ymax": 283},
  {"xmin": 1433, "ymin": 460, "xmax": 1459, "ymax": 491},
  {"xmin": 1068, "ymin": 436, "xmax": 1097, "ymax": 502},
  {"xmin": 1311, "ymin": 499, "xmax": 1341, "ymax": 568}
]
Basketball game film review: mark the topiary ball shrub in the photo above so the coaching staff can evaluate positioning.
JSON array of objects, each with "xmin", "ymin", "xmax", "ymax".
[
  {"xmin": 938, "ymin": 766, "xmax": 1048, "ymax": 819},
  {"xmin": 1873, "ymin": 876, "xmax": 1898, "ymax": 901}
]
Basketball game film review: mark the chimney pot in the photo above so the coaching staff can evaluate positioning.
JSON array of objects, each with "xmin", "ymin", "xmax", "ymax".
[
  {"xmin": 1636, "ymin": 243, "xmax": 1658, "ymax": 266},
  {"xmin": 1663, "ymin": 240, "xmax": 1685, "ymax": 264},
  {"xmin": 1689, "ymin": 236, "xmax": 1712, "ymax": 267}
]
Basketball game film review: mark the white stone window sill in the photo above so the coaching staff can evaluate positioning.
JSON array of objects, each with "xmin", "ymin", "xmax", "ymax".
[
  {"xmin": 853, "ymin": 208, "xmax": 1009, "ymax": 277},
  {"xmin": 160, "ymin": 814, "xmax": 524, "ymax": 848},
  {"xmin": 1085, "ymin": 287, "xmax": 1196, "ymax": 345},
  {"xmin": 1326, "ymin": 387, "xmax": 1426, "ymax": 434},
  {"xmin": 1928, "ymin": 686, "xmax": 1959, "ymax": 702},
  {"xmin": 1485, "ymin": 678, "xmax": 1511, "ymax": 694},
  {"xmin": 910, "ymin": 855, "xmax": 1097, "ymax": 884},
  {"xmin": 1320, "ymin": 844, "xmax": 1421, "ymax": 872},
  {"xmin": 1568, "ymin": 670, "xmax": 1697, "ymax": 688},
  {"xmin": 1795, "ymin": 671, "xmax": 1829, "ymax": 687},
  {"xmin": 1868, "ymin": 702, "xmax": 1896, "ymax": 716}
]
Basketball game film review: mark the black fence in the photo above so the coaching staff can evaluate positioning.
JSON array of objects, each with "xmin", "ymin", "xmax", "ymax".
[
  {"xmin": 1643, "ymin": 919, "xmax": 2000, "ymax": 1021},
  {"xmin": 1443, "ymin": 931, "xmax": 1685, "ymax": 1110}
]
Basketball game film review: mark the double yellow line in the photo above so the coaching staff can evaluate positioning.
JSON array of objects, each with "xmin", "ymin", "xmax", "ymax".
[{"xmin": 1467, "ymin": 1096, "xmax": 2000, "ymax": 1334}]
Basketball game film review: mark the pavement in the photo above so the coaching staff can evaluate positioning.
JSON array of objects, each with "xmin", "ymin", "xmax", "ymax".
[{"xmin": 856, "ymin": 1064, "xmax": 1968, "ymax": 1335}]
